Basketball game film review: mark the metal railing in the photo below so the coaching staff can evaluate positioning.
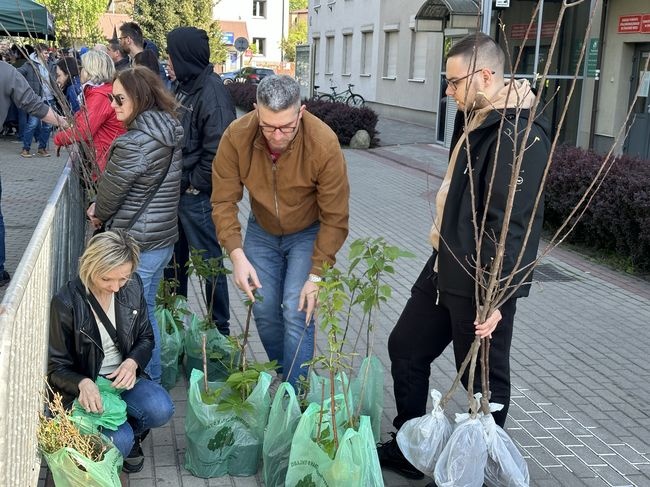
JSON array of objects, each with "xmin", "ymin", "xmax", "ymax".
[{"xmin": 0, "ymin": 160, "xmax": 85, "ymax": 485}]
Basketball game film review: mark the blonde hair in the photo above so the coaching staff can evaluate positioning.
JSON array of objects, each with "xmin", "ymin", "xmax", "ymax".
[
  {"xmin": 78, "ymin": 231, "xmax": 140, "ymax": 288},
  {"xmin": 81, "ymin": 50, "xmax": 115, "ymax": 84}
]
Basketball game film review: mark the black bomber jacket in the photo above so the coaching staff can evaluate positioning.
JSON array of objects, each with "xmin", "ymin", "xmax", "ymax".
[{"xmin": 47, "ymin": 273, "xmax": 153, "ymax": 407}]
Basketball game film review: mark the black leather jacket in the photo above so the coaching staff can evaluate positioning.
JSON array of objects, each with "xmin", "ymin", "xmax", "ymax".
[{"xmin": 47, "ymin": 274, "xmax": 153, "ymax": 407}]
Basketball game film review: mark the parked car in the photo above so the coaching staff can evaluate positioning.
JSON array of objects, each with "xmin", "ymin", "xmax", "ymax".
[
  {"xmin": 235, "ymin": 67, "xmax": 275, "ymax": 84},
  {"xmin": 220, "ymin": 69, "xmax": 240, "ymax": 85}
]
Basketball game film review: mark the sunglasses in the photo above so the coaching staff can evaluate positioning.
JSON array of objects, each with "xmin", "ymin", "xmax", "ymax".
[{"xmin": 107, "ymin": 93, "xmax": 126, "ymax": 107}]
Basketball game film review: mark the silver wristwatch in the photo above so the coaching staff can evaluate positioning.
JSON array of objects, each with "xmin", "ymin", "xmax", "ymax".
[{"xmin": 308, "ymin": 273, "xmax": 322, "ymax": 283}]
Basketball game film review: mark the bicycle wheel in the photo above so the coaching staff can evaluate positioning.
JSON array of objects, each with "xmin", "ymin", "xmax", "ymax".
[
  {"xmin": 346, "ymin": 94, "xmax": 365, "ymax": 107},
  {"xmin": 317, "ymin": 93, "xmax": 335, "ymax": 102}
]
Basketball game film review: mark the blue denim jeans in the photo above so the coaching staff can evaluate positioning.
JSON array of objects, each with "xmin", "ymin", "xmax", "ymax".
[
  {"xmin": 22, "ymin": 99, "xmax": 52, "ymax": 151},
  {"xmin": 174, "ymin": 191, "xmax": 230, "ymax": 334},
  {"xmin": 103, "ymin": 377, "xmax": 174, "ymax": 457},
  {"xmin": 244, "ymin": 216, "xmax": 319, "ymax": 387},
  {"xmin": 0, "ymin": 177, "xmax": 5, "ymax": 273},
  {"xmin": 137, "ymin": 245, "xmax": 174, "ymax": 383}
]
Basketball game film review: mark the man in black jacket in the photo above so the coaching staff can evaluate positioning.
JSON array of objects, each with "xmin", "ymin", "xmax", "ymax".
[
  {"xmin": 166, "ymin": 27, "xmax": 237, "ymax": 334},
  {"xmin": 378, "ymin": 33, "xmax": 550, "ymax": 482}
]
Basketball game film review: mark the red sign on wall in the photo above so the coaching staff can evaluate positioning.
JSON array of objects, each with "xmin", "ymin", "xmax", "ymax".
[{"xmin": 618, "ymin": 14, "xmax": 650, "ymax": 34}]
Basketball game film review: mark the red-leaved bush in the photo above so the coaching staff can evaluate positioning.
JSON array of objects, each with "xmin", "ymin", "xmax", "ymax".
[
  {"xmin": 303, "ymin": 99, "xmax": 378, "ymax": 146},
  {"xmin": 544, "ymin": 145, "xmax": 650, "ymax": 272}
]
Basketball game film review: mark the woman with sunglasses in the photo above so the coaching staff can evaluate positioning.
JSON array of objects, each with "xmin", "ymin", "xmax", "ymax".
[
  {"xmin": 86, "ymin": 66, "xmax": 183, "ymax": 385},
  {"xmin": 54, "ymin": 50, "xmax": 125, "ymax": 177}
]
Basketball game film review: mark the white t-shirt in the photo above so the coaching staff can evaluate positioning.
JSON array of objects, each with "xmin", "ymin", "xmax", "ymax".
[{"xmin": 92, "ymin": 294, "xmax": 124, "ymax": 376}]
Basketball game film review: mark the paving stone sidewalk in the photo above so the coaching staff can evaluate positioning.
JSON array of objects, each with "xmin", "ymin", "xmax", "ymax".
[{"xmin": 30, "ymin": 122, "xmax": 650, "ymax": 486}]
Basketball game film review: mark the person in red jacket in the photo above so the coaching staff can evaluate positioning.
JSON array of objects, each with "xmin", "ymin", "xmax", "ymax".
[{"xmin": 54, "ymin": 50, "xmax": 125, "ymax": 178}]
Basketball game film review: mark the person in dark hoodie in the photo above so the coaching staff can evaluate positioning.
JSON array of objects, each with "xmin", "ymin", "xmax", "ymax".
[
  {"xmin": 165, "ymin": 27, "xmax": 236, "ymax": 335},
  {"xmin": 377, "ymin": 33, "xmax": 551, "ymax": 484}
]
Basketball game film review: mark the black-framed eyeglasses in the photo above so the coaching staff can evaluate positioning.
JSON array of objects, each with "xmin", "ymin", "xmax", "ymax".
[
  {"xmin": 259, "ymin": 114, "xmax": 300, "ymax": 135},
  {"xmin": 445, "ymin": 68, "xmax": 495, "ymax": 91},
  {"xmin": 107, "ymin": 93, "xmax": 125, "ymax": 107}
]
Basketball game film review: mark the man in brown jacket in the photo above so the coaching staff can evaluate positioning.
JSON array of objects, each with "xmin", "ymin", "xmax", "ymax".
[{"xmin": 212, "ymin": 75, "xmax": 349, "ymax": 388}]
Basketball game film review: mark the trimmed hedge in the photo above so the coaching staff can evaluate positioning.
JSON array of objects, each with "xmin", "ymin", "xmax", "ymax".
[
  {"xmin": 225, "ymin": 82, "xmax": 257, "ymax": 113},
  {"xmin": 224, "ymin": 83, "xmax": 378, "ymax": 147},
  {"xmin": 544, "ymin": 145, "xmax": 650, "ymax": 273}
]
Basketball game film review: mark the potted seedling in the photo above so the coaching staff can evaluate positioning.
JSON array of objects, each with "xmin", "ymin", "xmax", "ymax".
[
  {"xmin": 185, "ymin": 297, "xmax": 276, "ymax": 478},
  {"xmin": 183, "ymin": 248, "xmax": 238, "ymax": 381},
  {"xmin": 155, "ymin": 274, "xmax": 190, "ymax": 390}
]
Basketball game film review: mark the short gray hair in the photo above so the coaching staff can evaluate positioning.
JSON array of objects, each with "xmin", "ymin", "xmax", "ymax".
[
  {"xmin": 81, "ymin": 50, "xmax": 115, "ymax": 84},
  {"xmin": 256, "ymin": 75, "xmax": 301, "ymax": 111}
]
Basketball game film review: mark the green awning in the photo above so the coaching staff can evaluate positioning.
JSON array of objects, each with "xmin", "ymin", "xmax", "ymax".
[{"xmin": 0, "ymin": 0, "xmax": 55, "ymax": 39}]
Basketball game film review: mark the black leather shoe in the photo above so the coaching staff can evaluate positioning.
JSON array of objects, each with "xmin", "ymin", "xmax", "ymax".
[
  {"xmin": 377, "ymin": 432, "xmax": 424, "ymax": 480},
  {"xmin": 122, "ymin": 442, "xmax": 144, "ymax": 473},
  {"xmin": 0, "ymin": 270, "xmax": 11, "ymax": 287}
]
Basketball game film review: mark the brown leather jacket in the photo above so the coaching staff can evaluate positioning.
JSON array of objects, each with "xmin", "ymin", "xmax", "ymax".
[{"xmin": 211, "ymin": 110, "xmax": 349, "ymax": 275}]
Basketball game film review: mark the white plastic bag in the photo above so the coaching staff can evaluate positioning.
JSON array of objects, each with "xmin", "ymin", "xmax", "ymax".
[
  {"xmin": 482, "ymin": 414, "xmax": 529, "ymax": 487},
  {"xmin": 434, "ymin": 413, "xmax": 488, "ymax": 487},
  {"xmin": 396, "ymin": 389, "xmax": 453, "ymax": 477}
]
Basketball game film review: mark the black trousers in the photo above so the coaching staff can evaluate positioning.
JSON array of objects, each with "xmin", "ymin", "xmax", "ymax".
[{"xmin": 388, "ymin": 253, "xmax": 517, "ymax": 429}]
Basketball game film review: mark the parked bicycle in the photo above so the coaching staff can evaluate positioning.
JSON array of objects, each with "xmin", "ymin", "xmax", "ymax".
[{"xmin": 313, "ymin": 80, "xmax": 365, "ymax": 107}]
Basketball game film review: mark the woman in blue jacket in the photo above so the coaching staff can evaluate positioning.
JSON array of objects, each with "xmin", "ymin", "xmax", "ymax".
[{"xmin": 55, "ymin": 56, "xmax": 82, "ymax": 114}]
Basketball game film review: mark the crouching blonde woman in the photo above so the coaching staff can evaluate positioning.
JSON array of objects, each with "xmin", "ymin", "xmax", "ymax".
[{"xmin": 48, "ymin": 231, "xmax": 174, "ymax": 473}]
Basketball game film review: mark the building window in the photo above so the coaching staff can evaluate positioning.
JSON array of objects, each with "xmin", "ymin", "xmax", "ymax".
[
  {"xmin": 361, "ymin": 31, "xmax": 373, "ymax": 75},
  {"xmin": 252, "ymin": 0, "xmax": 266, "ymax": 17},
  {"xmin": 384, "ymin": 31, "xmax": 398, "ymax": 78},
  {"xmin": 342, "ymin": 33, "xmax": 352, "ymax": 75},
  {"xmin": 253, "ymin": 37, "xmax": 266, "ymax": 56},
  {"xmin": 325, "ymin": 36, "xmax": 334, "ymax": 74},
  {"xmin": 313, "ymin": 37, "xmax": 320, "ymax": 74},
  {"xmin": 410, "ymin": 30, "xmax": 427, "ymax": 80}
]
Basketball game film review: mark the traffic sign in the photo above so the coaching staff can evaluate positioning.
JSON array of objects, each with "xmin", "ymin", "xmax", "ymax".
[{"xmin": 234, "ymin": 37, "xmax": 249, "ymax": 52}]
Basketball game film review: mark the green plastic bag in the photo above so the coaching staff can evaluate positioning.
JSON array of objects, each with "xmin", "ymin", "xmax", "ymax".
[
  {"xmin": 262, "ymin": 382, "xmax": 302, "ymax": 487},
  {"xmin": 285, "ymin": 395, "xmax": 384, "ymax": 487},
  {"xmin": 306, "ymin": 356, "xmax": 384, "ymax": 442},
  {"xmin": 71, "ymin": 377, "xmax": 127, "ymax": 433},
  {"xmin": 184, "ymin": 314, "xmax": 238, "ymax": 381},
  {"xmin": 42, "ymin": 441, "xmax": 122, "ymax": 487},
  {"xmin": 184, "ymin": 368, "xmax": 272, "ymax": 478},
  {"xmin": 157, "ymin": 306, "xmax": 183, "ymax": 390}
]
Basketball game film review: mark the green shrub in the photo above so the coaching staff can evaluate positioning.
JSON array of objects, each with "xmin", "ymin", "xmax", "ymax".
[{"xmin": 544, "ymin": 145, "xmax": 650, "ymax": 273}]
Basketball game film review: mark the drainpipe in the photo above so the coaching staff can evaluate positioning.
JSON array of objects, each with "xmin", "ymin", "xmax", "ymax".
[
  {"xmin": 281, "ymin": 0, "xmax": 286, "ymax": 63},
  {"xmin": 589, "ymin": 0, "xmax": 607, "ymax": 150},
  {"xmin": 481, "ymin": 0, "xmax": 492, "ymax": 34}
]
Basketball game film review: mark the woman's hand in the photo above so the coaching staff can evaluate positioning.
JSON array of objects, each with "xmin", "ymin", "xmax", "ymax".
[
  {"xmin": 77, "ymin": 378, "xmax": 103, "ymax": 413},
  {"xmin": 86, "ymin": 202, "xmax": 102, "ymax": 229},
  {"xmin": 106, "ymin": 358, "xmax": 138, "ymax": 390}
]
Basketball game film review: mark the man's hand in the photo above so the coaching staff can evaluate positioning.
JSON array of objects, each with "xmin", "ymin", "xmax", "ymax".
[
  {"xmin": 86, "ymin": 202, "xmax": 102, "ymax": 229},
  {"xmin": 230, "ymin": 248, "xmax": 261, "ymax": 301},
  {"xmin": 77, "ymin": 378, "xmax": 103, "ymax": 413},
  {"xmin": 298, "ymin": 280, "xmax": 319, "ymax": 324},
  {"xmin": 475, "ymin": 308, "xmax": 502, "ymax": 339},
  {"xmin": 106, "ymin": 358, "xmax": 138, "ymax": 390}
]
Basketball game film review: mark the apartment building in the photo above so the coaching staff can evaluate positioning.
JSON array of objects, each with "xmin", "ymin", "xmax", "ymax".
[{"xmin": 308, "ymin": 0, "xmax": 650, "ymax": 158}]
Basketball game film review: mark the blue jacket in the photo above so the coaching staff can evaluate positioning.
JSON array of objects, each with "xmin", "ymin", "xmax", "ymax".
[{"xmin": 64, "ymin": 76, "xmax": 82, "ymax": 114}]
